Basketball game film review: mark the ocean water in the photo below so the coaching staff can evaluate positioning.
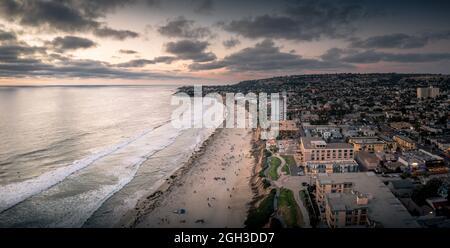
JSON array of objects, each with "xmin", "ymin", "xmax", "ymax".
[{"xmin": 0, "ymin": 86, "xmax": 215, "ymax": 227}]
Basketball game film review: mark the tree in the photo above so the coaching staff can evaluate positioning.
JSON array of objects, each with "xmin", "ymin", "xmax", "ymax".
[{"xmin": 412, "ymin": 178, "xmax": 443, "ymax": 206}]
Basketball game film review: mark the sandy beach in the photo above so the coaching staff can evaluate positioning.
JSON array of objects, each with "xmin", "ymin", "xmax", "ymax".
[{"xmin": 132, "ymin": 126, "xmax": 255, "ymax": 228}]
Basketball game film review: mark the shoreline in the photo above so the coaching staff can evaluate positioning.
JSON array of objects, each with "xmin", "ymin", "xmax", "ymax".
[{"xmin": 125, "ymin": 125, "xmax": 261, "ymax": 228}]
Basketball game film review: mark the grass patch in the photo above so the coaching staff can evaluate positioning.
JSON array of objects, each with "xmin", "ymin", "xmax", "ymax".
[
  {"xmin": 268, "ymin": 157, "xmax": 281, "ymax": 180},
  {"xmin": 281, "ymin": 155, "xmax": 295, "ymax": 175},
  {"xmin": 278, "ymin": 188, "xmax": 301, "ymax": 228},
  {"xmin": 245, "ymin": 189, "xmax": 276, "ymax": 228},
  {"xmin": 299, "ymin": 189, "xmax": 319, "ymax": 227},
  {"xmin": 281, "ymin": 155, "xmax": 296, "ymax": 166}
]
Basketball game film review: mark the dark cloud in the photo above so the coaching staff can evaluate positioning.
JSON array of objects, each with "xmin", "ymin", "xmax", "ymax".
[
  {"xmin": 49, "ymin": 36, "xmax": 96, "ymax": 51},
  {"xmin": 158, "ymin": 16, "xmax": 212, "ymax": 39},
  {"xmin": 222, "ymin": 38, "xmax": 240, "ymax": 49},
  {"xmin": 222, "ymin": 1, "xmax": 371, "ymax": 41},
  {"xmin": 0, "ymin": 44, "xmax": 45, "ymax": 63},
  {"xmin": 189, "ymin": 39, "xmax": 352, "ymax": 72},
  {"xmin": 93, "ymin": 27, "xmax": 139, "ymax": 40},
  {"xmin": 0, "ymin": 29, "xmax": 17, "ymax": 41},
  {"xmin": 350, "ymin": 34, "xmax": 428, "ymax": 49},
  {"xmin": 340, "ymin": 50, "xmax": 450, "ymax": 63},
  {"xmin": 350, "ymin": 30, "xmax": 450, "ymax": 49},
  {"xmin": 193, "ymin": 0, "xmax": 214, "ymax": 14},
  {"xmin": 119, "ymin": 49, "xmax": 138, "ymax": 54},
  {"xmin": 320, "ymin": 48, "xmax": 346, "ymax": 61},
  {"xmin": 165, "ymin": 39, "xmax": 216, "ymax": 62},
  {"xmin": 0, "ymin": 36, "xmax": 193, "ymax": 80},
  {"xmin": 0, "ymin": 0, "xmax": 139, "ymax": 40},
  {"xmin": 115, "ymin": 56, "xmax": 177, "ymax": 67}
]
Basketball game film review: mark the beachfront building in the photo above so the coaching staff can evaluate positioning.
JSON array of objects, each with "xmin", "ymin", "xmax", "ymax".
[
  {"xmin": 279, "ymin": 120, "xmax": 298, "ymax": 139},
  {"xmin": 304, "ymin": 160, "xmax": 359, "ymax": 174},
  {"xmin": 316, "ymin": 173, "xmax": 419, "ymax": 228},
  {"xmin": 394, "ymin": 135, "xmax": 417, "ymax": 150},
  {"xmin": 324, "ymin": 192, "xmax": 369, "ymax": 228},
  {"xmin": 298, "ymin": 137, "xmax": 354, "ymax": 161},
  {"xmin": 296, "ymin": 137, "xmax": 357, "ymax": 174}
]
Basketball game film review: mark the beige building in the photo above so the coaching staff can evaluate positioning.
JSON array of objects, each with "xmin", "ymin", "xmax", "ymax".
[
  {"xmin": 417, "ymin": 86, "xmax": 440, "ymax": 99},
  {"xmin": 394, "ymin": 135, "xmax": 417, "ymax": 150},
  {"xmin": 297, "ymin": 137, "xmax": 357, "ymax": 174},
  {"xmin": 316, "ymin": 173, "xmax": 419, "ymax": 228},
  {"xmin": 348, "ymin": 137, "xmax": 389, "ymax": 153},
  {"xmin": 324, "ymin": 192, "xmax": 369, "ymax": 228},
  {"xmin": 298, "ymin": 137, "xmax": 354, "ymax": 162}
]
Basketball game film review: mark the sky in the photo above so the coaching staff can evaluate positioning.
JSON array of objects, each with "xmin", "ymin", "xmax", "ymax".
[{"xmin": 1, "ymin": 0, "xmax": 450, "ymax": 85}]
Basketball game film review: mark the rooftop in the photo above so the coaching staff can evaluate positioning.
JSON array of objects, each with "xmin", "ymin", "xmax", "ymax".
[
  {"xmin": 327, "ymin": 193, "xmax": 363, "ymax": 211},
  {"xmin": 301, "ymin": 137, "xmax": 353, "ymax": 149},
  {"xmin": 317, "ymin": 172, "xmax": 419, "ymax": 228}
]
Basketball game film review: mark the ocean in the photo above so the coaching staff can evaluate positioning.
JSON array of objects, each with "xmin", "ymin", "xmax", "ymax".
[{"xmin": 0, "ymin": 85, "xmax": 215, "ymax": 227}]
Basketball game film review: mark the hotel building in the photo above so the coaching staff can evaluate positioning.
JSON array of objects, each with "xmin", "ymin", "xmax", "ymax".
[
  {"xmin": 316, "ymin": 173, "xmax": 419, "ymax": 228},
  {"xmin": 297, "ymin": 137, "xmax": 358, "ymax": 174}
]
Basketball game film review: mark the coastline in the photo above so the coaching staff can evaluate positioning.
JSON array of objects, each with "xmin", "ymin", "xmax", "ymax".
[{"xmin": 124, "ymin": 125, "xmax": 261, "ymax": 228}]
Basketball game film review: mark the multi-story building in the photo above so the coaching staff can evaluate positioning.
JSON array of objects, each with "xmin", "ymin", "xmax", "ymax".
[
  {"xmin": 393, "ymin": 135, "xmax": 417, "ymax": 150},
  {"xmin": 348, "ymin": 136, "xmax": 390, "ymax": 153},
  {"xmin": 398, "ymin": 149, "xmax": 448, "ymax": 175},
  {"xmin": 297, "ymin": 137, "xmax": 357, "ymax": 174},
  {"xmin": 324, "ymin": 192, "xmax": 369, "ymax": 228},
  {"xmin": 304, "ymin": 160, "xmax": 359, "ymax": 174},
  {"xmin": 316, "ymin": 173, "xmax": 419, "ymax": 228},
  {"xmin": 417, "ymin": 86, "xmax": 440, "ymax": 99},
  {"xmin": 298, "ymin": 137, "xmax": 354, "ymax": 162}
]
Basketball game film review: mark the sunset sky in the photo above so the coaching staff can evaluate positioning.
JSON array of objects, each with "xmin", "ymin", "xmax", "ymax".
[{"xmin": 1, "ymin": 0, "xmax": 450, "ymax": 85}]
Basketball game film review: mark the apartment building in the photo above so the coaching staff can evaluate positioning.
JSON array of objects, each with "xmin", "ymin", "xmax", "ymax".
[
  {"xmin": 298, "ymin": 137, "xmax": 354, "ymax": 162},
  {"xmin": 393, "ymin": 135, "xmax": 417, "ymax": 150},
  {"xmin": 315, "ymin": 173, "xmax": 419, "ymax": 228},
  {"xmin": 417, "ymin": 86, "xmax": 440, "ymax": 99},
  {"xmin": 324, "ymin": 192, "xmax": 369, "ymax": 228}
]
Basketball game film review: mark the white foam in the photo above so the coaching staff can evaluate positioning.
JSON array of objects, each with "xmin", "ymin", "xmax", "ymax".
[{"xmin": 0, "ymin": 124, "xmax": 164, "ymax": 214}]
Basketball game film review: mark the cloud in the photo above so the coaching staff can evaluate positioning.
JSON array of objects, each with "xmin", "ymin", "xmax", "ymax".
[
  {"xmin": 339, "ymin": 50, "xmax": 450, "ymax": 63},
  {"xmin": 93, "ymin": 27, "xmax": 139, "ymax": 40},
  {"xmin": 222, "ymin": 1, "xmax": 371, "ymax": 41},
  {"xmin": 158, "ymin": 16, "xmax": 212, "ymax": 39},
  {"xmin": 165, "ymin": 39, "xmax": 216, "ymax": 62},
  {"xmin": 0, "ymin": 36, "xmax": 193, "ymax": 80},
  {"xmin": 49, "ymin": 36, "xmax": 96, "ymax": 51},
  {"xmin": 193, "ymin": 0, "xmax": 214, "ymax": 14},
  {"xmin": 0, "ymin": 29, "xmax": 17, "ymax": 41},
  {"xmin": 115, "ymin": 56, "xmax": 177, "ymax": 67},
  {"xmin": 0, "ymin": 44, "xmax": 45, "ymax": 63},
  {"xmin": 350, "ymin": 30, "xmax": 450, "ymax": 49},
  {"xmin": 320, "ymin": 48, "xmax": 346, "ymax": 61},
  {"xmin": 189, "ymin": 39, "xmax": 352, "ymax": 72},
  {"xmin": 350, "ymin": 34, "xmax": 428, "ymax": 49},
  {"xmin": 119, "ymin": 49, "xmax": 138, "ymax": 54},
  {"xmin": 222, "ymin": 38, "xmax": 240, "ymax": 49},
  {"xmin": 0, "ymin": 0, "xmax": 139, "ymax": 40}
]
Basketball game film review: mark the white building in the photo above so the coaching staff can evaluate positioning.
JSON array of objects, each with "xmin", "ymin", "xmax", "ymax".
[{"xmin": 417, "ymin": 86, "xmax": 440, "ymax": 99}]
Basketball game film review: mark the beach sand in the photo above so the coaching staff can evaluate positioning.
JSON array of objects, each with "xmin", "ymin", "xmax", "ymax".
[{"xmin": 135, "ymin": 126, "xmax": 255, "ymax": 228}]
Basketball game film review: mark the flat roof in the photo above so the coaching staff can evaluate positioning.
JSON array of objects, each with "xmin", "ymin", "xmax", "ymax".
[
  {"xmin": 394, "ymin": 135, "xmax": 416, "ymax": 144},
  {"xmin": 301, "ymin": 137, "xmax": 353, "ymax": 149},
  {"xmin": 317, "ymin": 172, "xmax": 419, "ymax": 228},
  {"xmin": 327, "ymin": 193, "xmax": 362, "ymax": 211}
]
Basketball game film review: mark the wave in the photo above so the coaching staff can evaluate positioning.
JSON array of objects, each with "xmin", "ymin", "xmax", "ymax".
[{"xmin": 0, "ymin": 121, "xmax": 169, "ymax": 214}]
